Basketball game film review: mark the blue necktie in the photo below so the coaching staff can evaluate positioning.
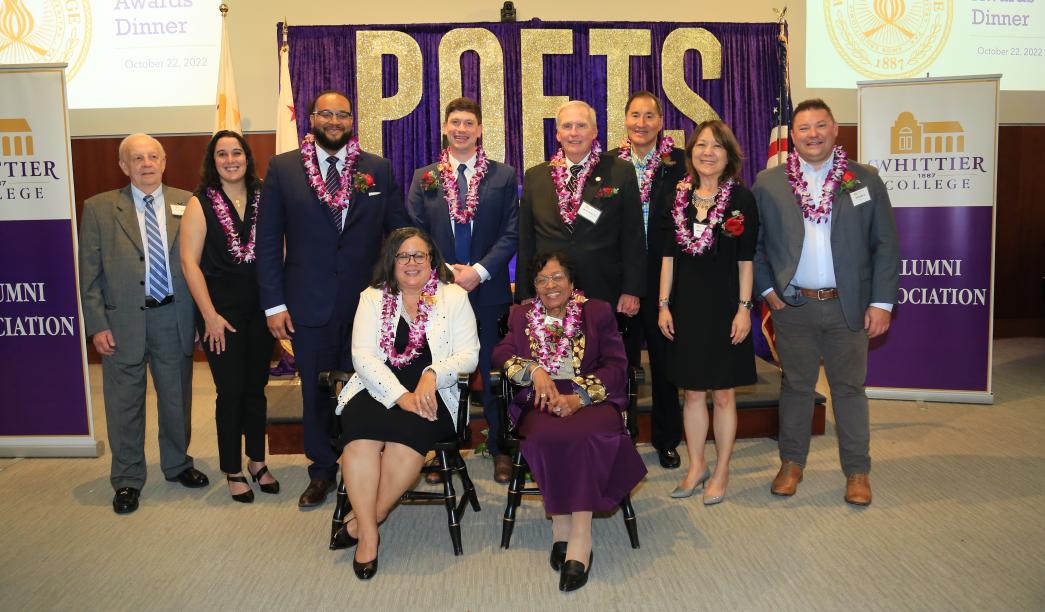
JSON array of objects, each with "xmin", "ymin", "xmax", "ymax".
[
  {"xmin": 454, "ymin": 163, "xmax": 472, "ymax": 264},
  {"xmin": 325, "ymin": 155, "xmax": 343, "ymax": 232},
  {"xmin": 142, "ymin": 194, "xmax": 171, "ymax": 300}
]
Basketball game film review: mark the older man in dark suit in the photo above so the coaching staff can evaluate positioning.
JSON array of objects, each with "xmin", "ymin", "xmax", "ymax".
[
  {"xmin": 753, "ymin": 99, "xmax": 899, "ymax": 506},
  {"xmin": 407, "ymin": 97, "xmax": 518, "ymax": 482},
  {"xmin": 606, "ymin": 91, "xmax": 688, "ymax": 469},
  {"xmin": 516, "ymin": 100, "xmax": 644, "ymax": 311},
  {"xmin": 79, "ymin": 133, "xmax": 209, "ymax": 515},
  {"xmin": 256, "ymin": 90, "xmax": 411, "ymax": 507}
]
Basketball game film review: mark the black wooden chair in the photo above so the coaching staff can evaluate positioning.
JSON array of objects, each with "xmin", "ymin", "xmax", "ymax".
[
  {"xmin": 318, "ymin": 370, "xmax": 480, "ymax": 556},
  {"xmin": 492, "ymin": 367, "xmax": 640, "ymax": 550}
]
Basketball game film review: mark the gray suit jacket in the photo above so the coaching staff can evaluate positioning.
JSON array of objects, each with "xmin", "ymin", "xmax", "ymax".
[
  {"xmin": 78, "ymin": 185, "xmax": 195, "ymax": 364},
  {"xmin": 753, "ymin": 161, "xmax": 900, "ymax": 331}
]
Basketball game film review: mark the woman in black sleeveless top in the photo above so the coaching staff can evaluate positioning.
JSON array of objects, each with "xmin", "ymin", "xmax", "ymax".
[{"xmin": 180, "ymin": 131, "xmax": 278, "ymax": 503}]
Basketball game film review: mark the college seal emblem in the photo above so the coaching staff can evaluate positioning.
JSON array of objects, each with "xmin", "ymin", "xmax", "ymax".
[{"xmin": 0, "ymin": 0, "xmax": 93, "ymax": 81}]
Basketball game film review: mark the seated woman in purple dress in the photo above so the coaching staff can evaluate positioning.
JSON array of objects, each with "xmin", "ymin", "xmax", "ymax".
[
  {"xmin": 492, "ymin": 251, "xmax": 647, "ymax": 593},
  {"xmin": 331, "ymin": 227, "xmax": 480, "ymax": 580}
]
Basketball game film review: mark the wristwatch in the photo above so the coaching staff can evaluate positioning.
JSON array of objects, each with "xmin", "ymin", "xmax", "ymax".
[
  {"xmin": 658, "ymin": 298, "xmax": 671, "ymax": 309},
  {"xmin": 739, "ymin": 300, "xmax": 754, "ymax": 310}
]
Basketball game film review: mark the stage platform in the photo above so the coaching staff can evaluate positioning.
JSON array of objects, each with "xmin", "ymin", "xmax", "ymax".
[{"xmin": 265, "ymin": 358, "xmax": 826, "ymax": 455}]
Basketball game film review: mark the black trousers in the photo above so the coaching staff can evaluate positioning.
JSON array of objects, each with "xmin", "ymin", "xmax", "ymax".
[
  {"xmin": 622, "ymin": 295, "xmax": 682, "ymax": 449},
  {"xmin": 197, "ymin": 299, "xmax": 275, "ymax": 474}
]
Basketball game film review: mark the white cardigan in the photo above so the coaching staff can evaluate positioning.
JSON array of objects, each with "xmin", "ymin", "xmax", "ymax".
[{"xmin": 335, "ymin": 282, "xmax": 480, "ymax": 431}]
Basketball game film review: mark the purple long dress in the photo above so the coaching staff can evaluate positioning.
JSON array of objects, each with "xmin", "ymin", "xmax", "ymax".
[{"xmin": 492, "ymin": 299, "xmax": 647, "ymax": 514}]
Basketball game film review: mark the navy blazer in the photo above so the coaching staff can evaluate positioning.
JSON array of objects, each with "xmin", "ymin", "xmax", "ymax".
[
  {"xmin": 406, "ymin": 158, "xmax": 519, "ymax": 307},
  {"xmin": 255, "ymin": 148, "xmax": 410, "ymax": 327}
]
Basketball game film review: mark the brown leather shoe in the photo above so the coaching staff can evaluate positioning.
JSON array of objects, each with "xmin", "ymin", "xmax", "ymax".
[
  {"xmin": 770, "ymin": 461, "xmax": 804, "ymax": 496},
  {"xmin": 298, "ymin": 478, "xmax": 335, "ymax": 507},
  {"xmin": 845, "ymin": 474, "xmax": 872, "ymax": 506},
  {"xmin": 493, "ymin": 454, "xmax": 512, "ymax": 484}
]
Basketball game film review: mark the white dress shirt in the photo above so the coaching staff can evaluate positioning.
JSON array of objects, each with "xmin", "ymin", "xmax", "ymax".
[
  {"xmin": 131, "ymin": 184, "xmax": 173, "ymax": 296},
  {"xmin": 447, "ymin": 151, "xmax": 490, "ymax": 283}
]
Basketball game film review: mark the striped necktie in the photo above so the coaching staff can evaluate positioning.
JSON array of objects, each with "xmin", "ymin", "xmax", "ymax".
[
  {"xmin": 142, "ymin": 194, "xmax": 171, "ymax": 300},
  {"xmin": 325, "ymin": 155, "xmax": 343, "ymax": 232}
]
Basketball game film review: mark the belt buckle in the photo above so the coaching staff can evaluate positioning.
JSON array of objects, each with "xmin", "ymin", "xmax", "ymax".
[{"xmin": 816, "ymin": 289, "xmax": 831, "ymax": 301}]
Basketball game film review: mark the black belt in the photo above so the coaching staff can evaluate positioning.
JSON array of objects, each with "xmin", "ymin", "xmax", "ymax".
[{"xmin": 144, "ymin": 295, "xmax": 174, "ymax": 309}]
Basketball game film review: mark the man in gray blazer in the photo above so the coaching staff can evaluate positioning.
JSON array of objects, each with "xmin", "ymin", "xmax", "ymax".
[
  {"xmin": 79, "ymin": 133, "xmax": 209, "ymax": 515},
  {"xmin": 753, "ymin": 99, "xmax": 899, "ymax": 506}
]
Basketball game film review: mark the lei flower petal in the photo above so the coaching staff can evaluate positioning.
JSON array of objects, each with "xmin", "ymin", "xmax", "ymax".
[
  {"xmin": 671, "ymin": 177, "xmax": 735, "ymax": 255},
  {"xmin": 550, "ymin": 141, "xmax": 603, "ymax": 226},
  {"xmin": 205, "ymin": 187, "xmax": 260, "ymax": 263},
  {"xmin": 525, "ymin": 290, "xmax": 586, "ymax": 374},
  {"xmin": 437, "ymin": 146, "xmax": 489, "ymax": 224},
  {"xmin": 785, "ymin": 146, "xmax": 847, "ymax": 224},
  {"xmin": 300, "ymin": 134, "xmax": 362, "ymax": 215},
  {"xmin": 618, "ymin": 135, "xmax": 675, "ymax": 210},
  {"xmin": 379, "ymin": 269, "xmax": 440, "ymax": 368}
]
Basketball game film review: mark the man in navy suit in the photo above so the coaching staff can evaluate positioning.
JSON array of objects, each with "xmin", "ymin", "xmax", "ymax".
[
  {"xmin": 407, "ymin": 97, "xmax": 519, "ymax": 482},
  {"xmin": 256, "ymin": 90, "xmax": 411, "ymax": 506}
]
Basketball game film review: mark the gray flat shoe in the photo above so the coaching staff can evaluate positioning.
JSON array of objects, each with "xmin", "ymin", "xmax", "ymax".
[{"xmin": 669, "ymin": 468, "xmax": 711, "ymax": 498}]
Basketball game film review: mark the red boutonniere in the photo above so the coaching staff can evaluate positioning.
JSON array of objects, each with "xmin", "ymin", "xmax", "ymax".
[
  {"xmin": 660, "ymin": 150, "xmax": 676, "ymax": 167},
  {"xmin": 420, "ymin": 170, "xmax": 440, "ymax": 191},
  {"xmin": 722, "ymin": 211, "xmax": 745, "ymax": 237},
  {"xmin": 841, "ymin": 170, "xmax": 860, "ymax": 192},
  {"xmin": 353, "ymin": 172, "xmax": 375, "ymax": 192},
  {"xmin": 596, "ymin": 186, "xmax": 619, "ymax": 199}
]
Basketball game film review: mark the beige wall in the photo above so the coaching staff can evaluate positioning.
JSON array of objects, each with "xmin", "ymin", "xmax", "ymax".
[{"xmin": 67, "ymin": 0, "xmax": 1045, "ymax": 137}]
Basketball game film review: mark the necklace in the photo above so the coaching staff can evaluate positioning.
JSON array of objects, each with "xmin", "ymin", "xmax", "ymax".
[
  {"xmin": 785, "ymin": 145, "xmax": 847, "ymax": 224},
  {"xmin": 549, "ymin": 141, "xmax": 602, "ymax": 226},
  {"xmin": 437, "ymin": 146, "xmax": 489, "ymax": 224},
  {"xmin": 379, "ymin": 269, "xmax": 439, "ymax": 368},
  {"xmin": 672, "ymin": 177, "xmax": 735, "ymax": 255},
  {"xmin": 525, "ymin": 290, "xmax": 586, "ymax": 374},
  {"xmin": 300, "ymin": 133, "xmax": 362, "ymax": 215},
  {"xmin": 205, "ymin": 187, "xmax": 260, "ymax": 263}
]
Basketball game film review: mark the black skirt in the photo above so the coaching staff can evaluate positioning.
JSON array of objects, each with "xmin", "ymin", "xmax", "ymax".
[{"xmin": 339, "ymin": 317, "xmax": 454, "ymax": 456}]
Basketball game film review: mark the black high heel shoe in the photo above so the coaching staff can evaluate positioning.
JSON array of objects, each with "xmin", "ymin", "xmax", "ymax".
[
  {"xmin": 559, "ymin": 551, "xmax": 593, "ymax": 592},
  {"xmin": 330, "ymin": 517, "xmax": 359, "ymax": 551},
  {"xmin": 248, "ymin": 464, "xmax": 280, "ymax": 494},
  {"xmin": 226, "ymin": 474, "xmax": 254, "ymax": 503},
  {"xmin": 353, "ymin": 536, "xmax": 379, "ymax": 580},
  {"xmin": 549, "ymin": 541, "xmax": 567, "ymax": 571}
]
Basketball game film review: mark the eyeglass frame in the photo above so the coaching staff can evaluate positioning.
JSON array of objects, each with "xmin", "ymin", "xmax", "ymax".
[
  {"xmin": 394, "ymin": 251, "xmax": 431, "ymax": 264},
  {"xmin": 311, "ymin": 110, "xmax": 352, "ymax": 121},
  {"xmin": 534, "ymin": 272, "xmax": 569, "ymax": 287}
]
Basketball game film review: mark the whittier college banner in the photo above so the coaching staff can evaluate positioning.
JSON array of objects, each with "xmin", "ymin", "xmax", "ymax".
[
  {"xmin": 859, "ymin": 75, "xmax": 999, "ymax": 404},
  {"xmin": 0, "ymin": 64, "xmax": 100, "ymax": 456}
]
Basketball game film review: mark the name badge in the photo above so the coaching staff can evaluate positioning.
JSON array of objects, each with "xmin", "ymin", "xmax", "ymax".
[
  {"xmin": 693, "ymin": 222, "xmax": 708, "ymax": 236},
  {"xmin": 850, "ymin": 187, "xmax": 871, "ymax": 206},
  {"xmin": 170, "ymin": 204, "xmax": 186, "ymax": 216},
  {"xmin": 577, "ymin": 201, "xmax": 602, "ymax": 224},
  {"xmin": 367, "ymin": 191, "xmax": 382, "ymax": 196}
]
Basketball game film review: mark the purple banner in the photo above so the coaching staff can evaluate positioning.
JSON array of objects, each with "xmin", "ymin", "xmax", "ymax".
[
  {"xmin": 0, "ymin": 219, "xmax": 90, "ymax": 436},
  {"xmin": 867, "ymin": 206, "xmax": 992, "ymax": 391}
]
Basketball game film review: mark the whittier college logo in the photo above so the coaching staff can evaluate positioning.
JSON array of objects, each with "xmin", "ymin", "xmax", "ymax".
[
  {"xmin": 0, "ymin": 0, "xmax": 93, "ymax": 80},
  {"xmin": 825, "ymin": 0, "xmax": 953, "ymax": 79}
]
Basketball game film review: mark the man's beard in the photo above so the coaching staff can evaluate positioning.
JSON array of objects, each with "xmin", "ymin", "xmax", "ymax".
[{"xmin": 311, "ymin": 126, "xmax": 352, "ymax": 151}]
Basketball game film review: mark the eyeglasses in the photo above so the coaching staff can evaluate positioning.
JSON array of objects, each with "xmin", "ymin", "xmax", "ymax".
[
  {"xmin": 395, "ymin": 251, "xmax": 430, "ymax": 264},
  {"xmin": 535, "ymin": 272, "xmax": 567, "ymax": 287},
  {"xmin": 311, "ymin": 110, "xmax": 352, "ymax": 121}
]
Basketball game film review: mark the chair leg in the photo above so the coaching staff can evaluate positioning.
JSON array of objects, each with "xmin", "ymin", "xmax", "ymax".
[
  {"xmin": 620, "ymin": 494, "xmax": 640, "ymax": 549},
  {"xmin": 500, "ymin": 450, "xmax": 525, "ymax": 549},
  {"xmin": 330, "ymin": 479, "xmax": 350, "ymax": 549},
  {"xmin": 438, "ymin": 449, "xmax": 463, "ymax": 556},
  {"xmin": 454, "ymin": 452, "xmax": 481, "ymax": 512}
]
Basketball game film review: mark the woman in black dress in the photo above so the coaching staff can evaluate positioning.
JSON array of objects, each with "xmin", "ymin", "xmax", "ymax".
[
  {"xmin": 657, "ymin": 120, "xmax": 759, "ymax": 505},
  {"xmin": 331, "ymin": 228, "xmax": 479, "ymax": 579},
  {"xmin": 180, "ymin": 131, "xmax": 278, "ymax": 503}
]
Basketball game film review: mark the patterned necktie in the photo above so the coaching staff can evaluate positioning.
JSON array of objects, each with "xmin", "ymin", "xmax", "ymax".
[
  {"xmin": 567, "ymin": 163, "xmax": 583, "ymax": 194},
  {"xmin": 325, "ymin": 155, "xmax": 343, "ymax": 232},
  {"xmin": 454, "ymin": 163, "xmax": 472, "ymax": 264},
  {"xmin": 142, "ymin": 194, "xmax": 171, "ymax": 300}
]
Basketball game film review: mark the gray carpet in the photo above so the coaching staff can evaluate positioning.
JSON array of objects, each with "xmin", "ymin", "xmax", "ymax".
[{"xmin": 1, "ymin": 338, "xmax": 1043, "ymax": 610}]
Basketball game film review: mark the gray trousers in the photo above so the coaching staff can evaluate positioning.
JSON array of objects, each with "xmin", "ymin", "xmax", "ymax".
[
  {"xmin": 102, "ymin": 305, "xmax": 194, "ymax": 490},
  {"xmin": 772, "ymin": 298, "xmax": 871, "ymax": 475}
]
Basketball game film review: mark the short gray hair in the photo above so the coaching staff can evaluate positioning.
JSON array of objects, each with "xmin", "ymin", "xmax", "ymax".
[
  {"xmin": 118, "ymin": 133, "xmax": 165, "ymax": 161},
  {"xmin": 555, "ymin": 100, "xmax": 597, "ymax": 130}
]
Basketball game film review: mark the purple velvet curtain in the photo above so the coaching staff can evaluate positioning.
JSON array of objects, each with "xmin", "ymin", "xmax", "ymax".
[{"xmin": 278, "ymin": 20, "xmax": 784, "ymax": 193}]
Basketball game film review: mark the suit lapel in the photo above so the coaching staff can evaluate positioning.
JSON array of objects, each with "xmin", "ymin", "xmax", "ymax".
[
  {"xmin": 162, "ymin": 186, "xmax": 183, "ymax": 253},
  {"xmin": 114, "ymin": 186, "xmax": 144, "ymax": 255}
]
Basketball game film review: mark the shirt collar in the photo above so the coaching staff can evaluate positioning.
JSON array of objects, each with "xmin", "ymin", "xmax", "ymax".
[
  {"xmin": 130, "ymin": 184, "xmax": 162, "ymax": 209},
  {"xmin": 564, "ymin": 151, "xmax": 592, "ymax": 167},
  {"xmin": 448, "ymin": 151, "xmax": 477, "ymax": 171},
  {"xmin": 630, "ymin": 145, "xmax": 656, "ymax": 167},
  {"xmin": 799, "ymin": 152, "xmax": 834, "ymax": 180}
]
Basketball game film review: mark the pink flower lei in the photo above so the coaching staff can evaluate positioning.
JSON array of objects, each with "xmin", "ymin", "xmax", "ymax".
[
  {"xmin": 618, "ymin": 135, "xmax": 675, "ymax": 208},
  {"xmin": 549, "ymin": 141, "xmax": 602, "ymax": 226},
  {"xmin": 671, "ymin": 176, "xmax": 735, "ymax": 256},
  {"xmin": 437, "ymin": 146, "xmax": 489, "ymax": 224},
  {"xmin": 526, "ymin": 290, "xmax": 586, "ymax": 374},
  {"xmin": 379, "ymin": 269, "xmax": 440, "ymax": 368},
  {"xmin": 300, "ymin": 133, "xmax": 362, "ymax": 214},
  {"xmin": 785, "ymin": 146, "xmax": 847, "ymax": 224},
  {"xmin": 205, "ymin": 187, "xmax": 260, "ymax": 263}
]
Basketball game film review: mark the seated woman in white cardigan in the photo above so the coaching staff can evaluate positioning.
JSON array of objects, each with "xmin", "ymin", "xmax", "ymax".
[{"xmin": 332, "ymin": 227, "xmax": 479, "ymax": 580}]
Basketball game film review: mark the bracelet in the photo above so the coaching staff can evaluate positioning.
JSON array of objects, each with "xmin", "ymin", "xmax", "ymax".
[
  {"xmin": 739, "ymin": 300, "xmax": 754, "ymax": 310},
  {"xmin": 658, "ymin": 298, "xmax": 671, "ymax": 308}
]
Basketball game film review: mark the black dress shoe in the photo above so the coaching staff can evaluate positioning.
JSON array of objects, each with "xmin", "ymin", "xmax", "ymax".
[
  {"xmin": 165, "ymin": 467, "xmax": 209, "ymax": 488},
  {"xmin": 353, "ymin": 536, "xmax": 379, "ymax": 580},
  {"xmin": 298, "ymin": 478, "xmax": 336, "ymax": 507},
  {"xmin": 226, "ymin": 474, "xmax": 254, "ymax": 503},
  {"xmin": 549, "ymin": 541, "xmax": 567, "ymax": 571},
  {"xmin": 248, "ymin": 464, "xmax": 280, "ymax": 494},
  {"xmin": 112, "ymin": 487, "xmax": 140, "ymax": 514},
  {"xmin": 330, "ymin": 518, "xmax": 359, "ymax": 551},
  {"xmin": 657, "ymin": 447, "xmax": 681, "ymax": 469},
  {"xmin": 559, "ymin": 552, "xmax": 593, "ymax": 592}
]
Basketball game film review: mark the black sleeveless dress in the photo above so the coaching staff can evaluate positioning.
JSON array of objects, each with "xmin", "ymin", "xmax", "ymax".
[{"xmin": 339, "ymin": 317, "xmax": 455, "ymax": 455}]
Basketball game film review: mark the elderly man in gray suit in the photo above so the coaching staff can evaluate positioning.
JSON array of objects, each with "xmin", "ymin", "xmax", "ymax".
[
  {"xmin": 753, "ymin": 99, "xmax": 899, "ymax": 506},
  {"xmin": 79, "ymin": 133, "xmax": 209, "ymax": 515}
]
